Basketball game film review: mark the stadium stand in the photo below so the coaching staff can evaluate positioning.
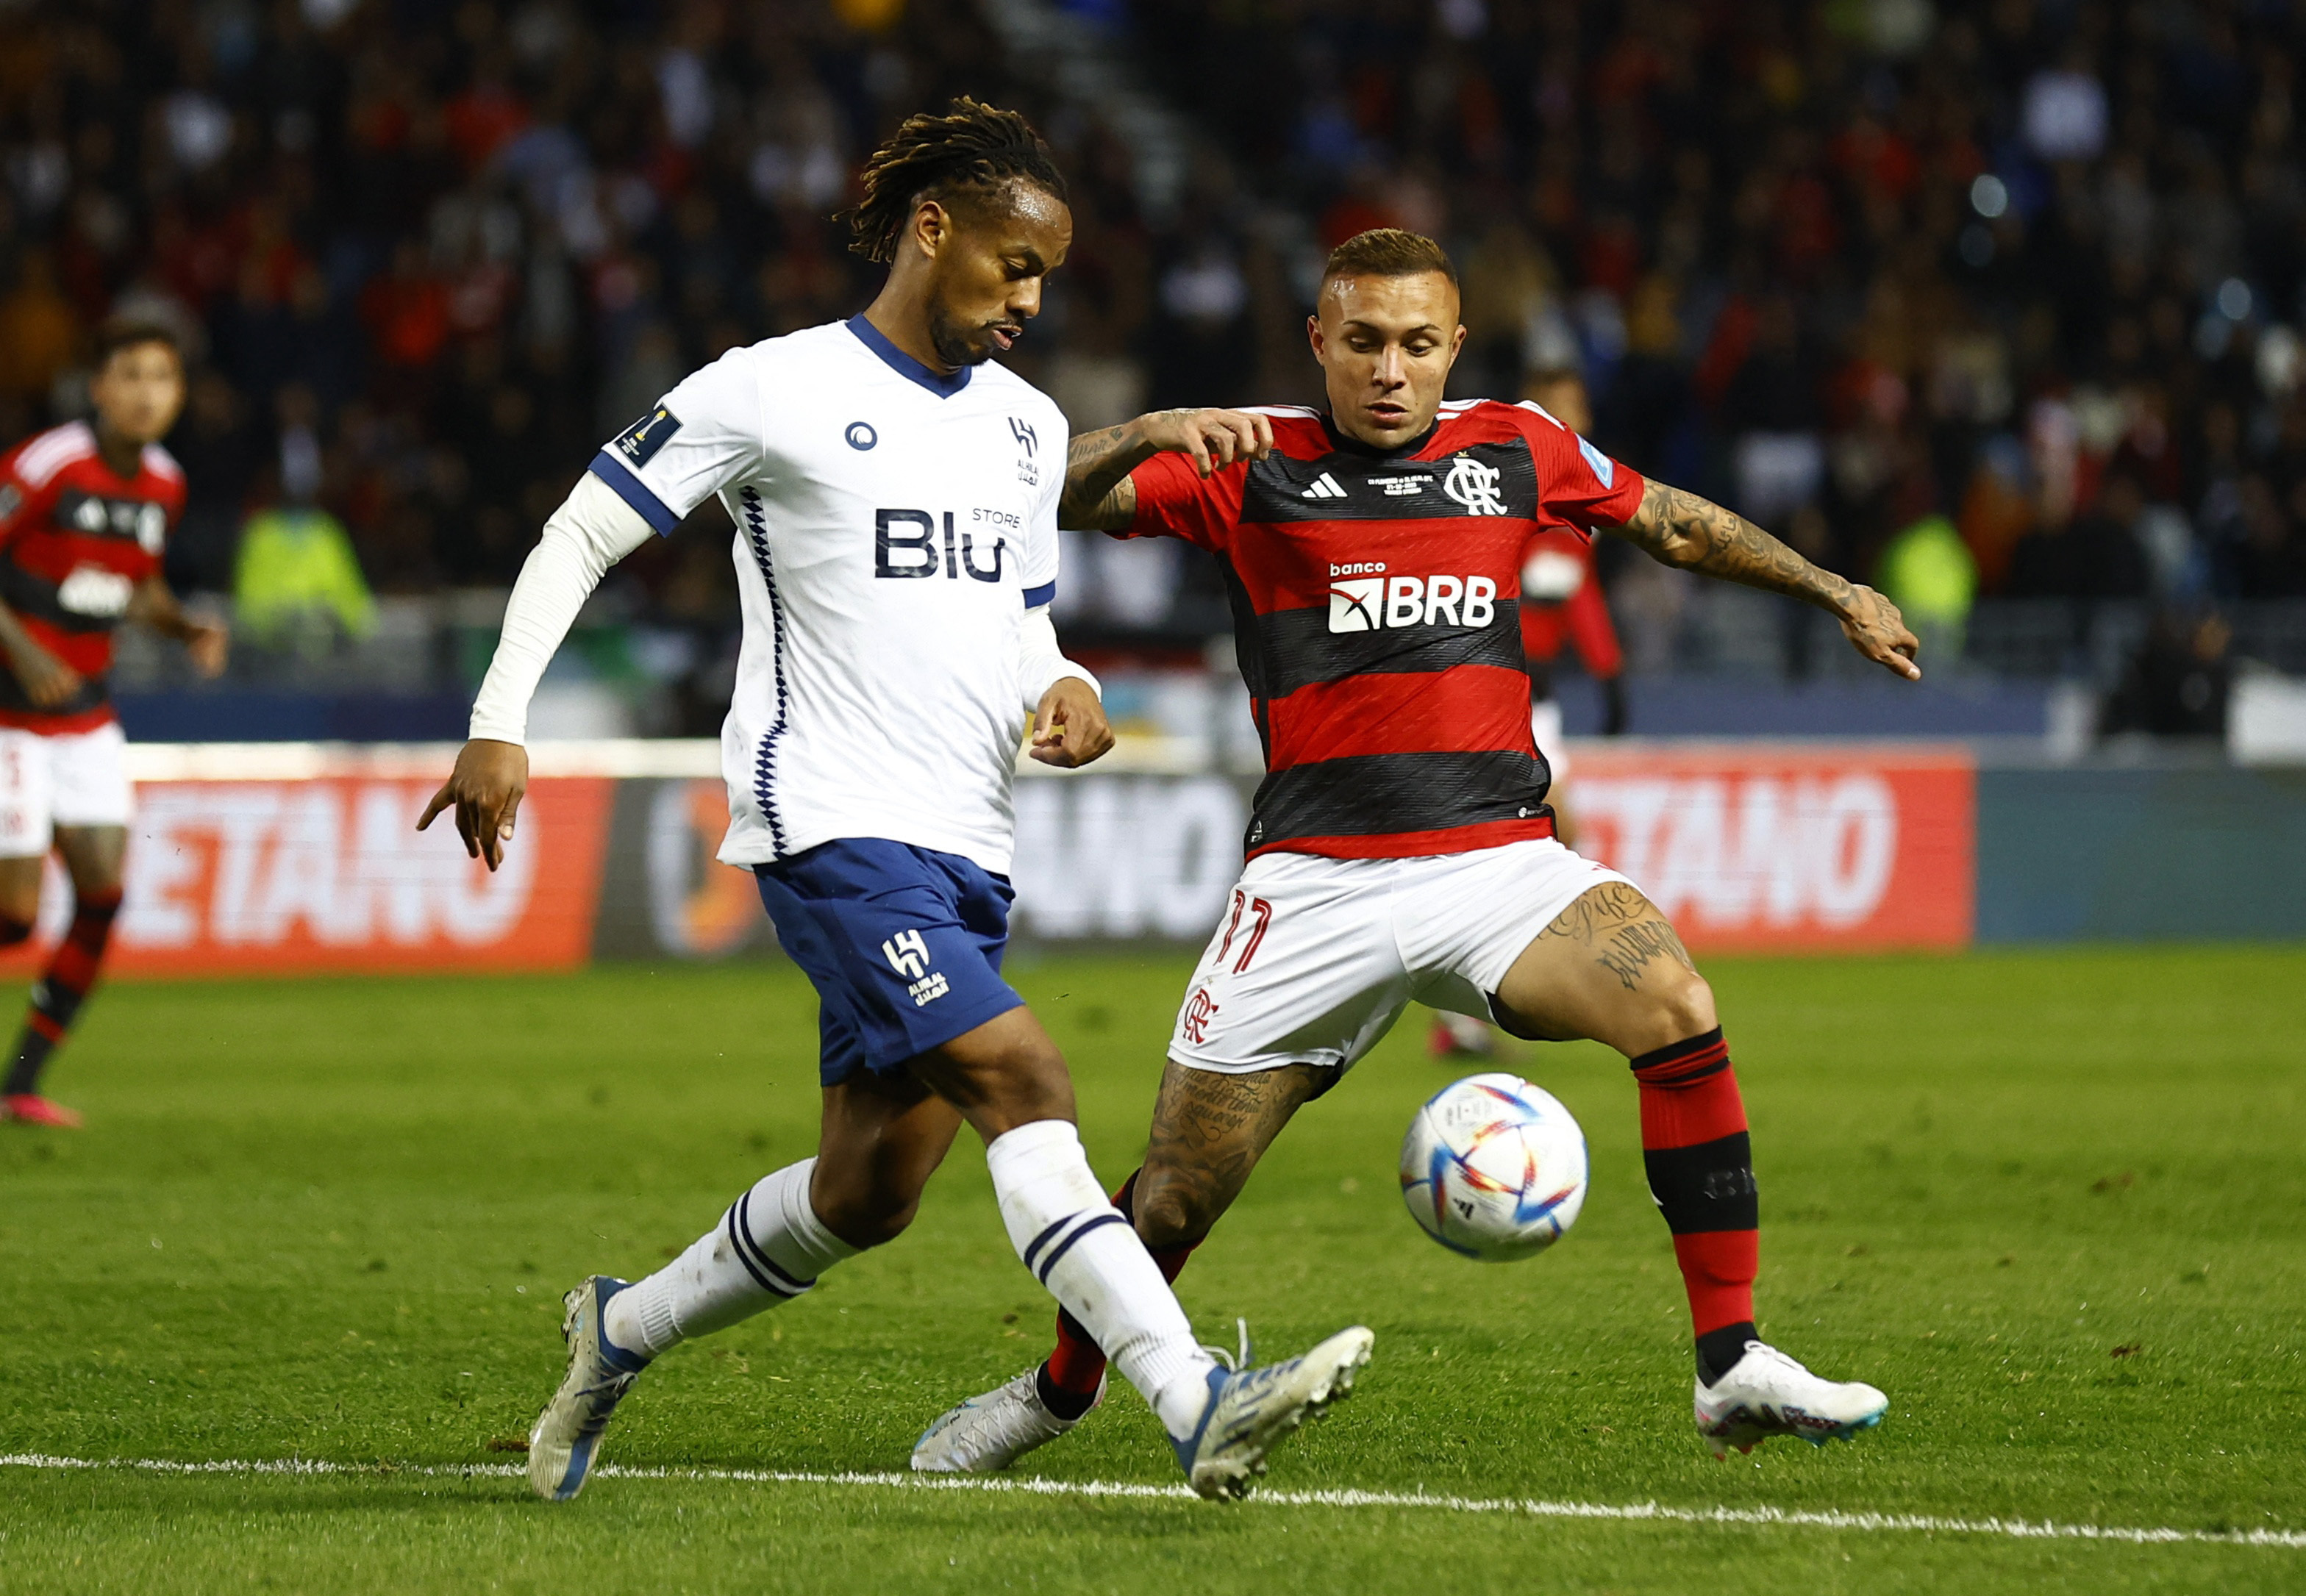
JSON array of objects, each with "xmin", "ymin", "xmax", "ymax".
[{"xmin": 1, "ymin": 0, "xmax": 2303, "ymax": 737}]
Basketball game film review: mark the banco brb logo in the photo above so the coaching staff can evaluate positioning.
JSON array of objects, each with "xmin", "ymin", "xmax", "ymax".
[{"xmin": 1329, "ymin": 570, "xmax": 1499, "ymax": 633}]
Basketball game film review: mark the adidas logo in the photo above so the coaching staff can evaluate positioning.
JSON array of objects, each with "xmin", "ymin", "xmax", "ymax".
[{"xmin": 1300, "ymin": 472, "xmax": 1349, "ymax": 500}]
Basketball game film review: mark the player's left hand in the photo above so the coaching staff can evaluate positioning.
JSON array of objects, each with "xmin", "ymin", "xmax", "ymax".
[
  {"xmin": 185, "ymin": 621, "xmax": 229, "ymax": 679},
  {"xmin": 1838, "ymin": 585, "xmax": 1921, "ymax": 681},
  {"xmin": 1029, "ymin": 677, "xmax": 1115, "ymax": 768}
]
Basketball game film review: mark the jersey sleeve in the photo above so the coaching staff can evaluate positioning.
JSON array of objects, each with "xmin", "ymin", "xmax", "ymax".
[
  {"xmin": 1119, "ymin": 451, "xmax": 1245, "ymax": 551},
  {"xmin": 588, "ymin": 348, "xmax": 765, "ymax": 535},
  {"xmin": 1514, "ymin": 401, "xmax": 1646, "ymax": 532},
  {"xmin": 1019, "ymin": 409, "xmax": 1065, "ymax": 609}
]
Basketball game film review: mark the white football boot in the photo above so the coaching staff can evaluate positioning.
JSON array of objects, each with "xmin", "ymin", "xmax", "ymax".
[
  {"xmin": 910, "ymin": 1368, "xmax": 1104, "ymax": 1473},
  {"xmin": 1170, "ymin": 1325, "xmax": 1375, "ymax": 1500},
  {"xmin": 1693, "ymin": 1339, "xmax": 1887, "ymax": 1457},
  {"xmin": 527, "ymin": 1276, "xmax": 652, "ymax": 1500}
]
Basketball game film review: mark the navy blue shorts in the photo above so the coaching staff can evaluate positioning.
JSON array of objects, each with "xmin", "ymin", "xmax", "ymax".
[{"xmin": 754, "ymin": 838, "xmax": 1025, "ymax": 1088}]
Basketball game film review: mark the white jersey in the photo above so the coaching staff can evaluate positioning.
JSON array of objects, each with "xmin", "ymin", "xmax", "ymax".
[{"xmin": 590, "ymin": 318, "xmax": 1068, "ymax": 876}]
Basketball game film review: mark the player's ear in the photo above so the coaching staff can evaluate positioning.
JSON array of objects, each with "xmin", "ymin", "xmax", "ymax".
[
  {"xmin": 1446, "ymin": 321, "xmax": 1468, "ymax": 367},
  {"xmin": 1306, "ymin": 313, "xmax": 1324, "ymax": 362},
  {"xmin": 910, "ymin": 199, "xmax": 949, "ymax": 262}
]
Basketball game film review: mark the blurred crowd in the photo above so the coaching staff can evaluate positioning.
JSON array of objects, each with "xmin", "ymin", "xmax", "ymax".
[
  {"xmin": 1124, "ymin": 0, "xmax": 2306, "ymax": 668},
  {"xmin": 0, "ymin": 0, "xmax": 1114, "ymax": 638},
  {"xmin": 1, "ymin": 0, "xmax": 2305, "ymax": 723}
]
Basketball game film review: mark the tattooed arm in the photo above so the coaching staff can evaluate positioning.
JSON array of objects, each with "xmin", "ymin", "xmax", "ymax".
[
  {"xmin": 1609, "ymin": 478, "xmax": 1922, "ymax": 681},
  {"xmin": 1059, "ymin": 409, "xmax": 1276, "ymax": 529}
]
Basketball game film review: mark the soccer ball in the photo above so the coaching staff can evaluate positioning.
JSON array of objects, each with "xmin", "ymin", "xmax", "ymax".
[{"xmin": 1399, "ymin": 1073, "xmax": 1589, "ymax": 1261}]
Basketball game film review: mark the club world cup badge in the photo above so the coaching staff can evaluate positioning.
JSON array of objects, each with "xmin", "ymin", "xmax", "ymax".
[{"xmin": 612, "ymin": 406, "xmax": 683, "ymax": 468}]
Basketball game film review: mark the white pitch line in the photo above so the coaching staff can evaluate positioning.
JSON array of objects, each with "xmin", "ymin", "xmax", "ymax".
[{"xmin": 3, "ymin": 1453, "xmax": 2300, "ymax": 1552}]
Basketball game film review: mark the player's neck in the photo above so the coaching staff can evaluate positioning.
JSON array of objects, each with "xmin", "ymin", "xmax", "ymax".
[
  {"xmin": 859, "ymin": 285, "xmax": 957, "ymax": 376},
  {"xmin": 90, "ymin": 418, "xmax": 145, "ymax": 480}
]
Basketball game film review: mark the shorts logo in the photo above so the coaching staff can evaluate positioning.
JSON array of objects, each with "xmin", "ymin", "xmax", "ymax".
[
  {"xmin": 1180, "ymin": 987, "xmax": 1219, "ymax": 1045},
  {"xmin": 612, "ymin": 407, "xmax": 683, "ymax": 468},
  {"xmin": 1441, "ymin": 455, "xmax": 1507, "ymax": 515},
  {"xmin": 1328, "ymin": 573, "xmax": 1498, "ymax": 632},
  {"xmin": 882, "ymin": 929, "xmax": 929, "ymax": 978},
  {"xmin": 882, "ymin": 929, "xmax": 949, "ymax": 1006}
]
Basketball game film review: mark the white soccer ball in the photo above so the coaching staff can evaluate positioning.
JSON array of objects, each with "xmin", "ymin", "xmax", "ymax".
[{"xmin": 1399, "ymin": 1073, "xmax": 1589, "ymax": 1262}]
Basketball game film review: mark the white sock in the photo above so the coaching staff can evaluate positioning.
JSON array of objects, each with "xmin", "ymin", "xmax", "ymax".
[
  {"xmin": 602, "ymin": 1159, "xmax": 857, "ymax": 1359},
  {"xmin": 985, "ymin": 1120, "xmax": 1216, "ymax": 1439}
]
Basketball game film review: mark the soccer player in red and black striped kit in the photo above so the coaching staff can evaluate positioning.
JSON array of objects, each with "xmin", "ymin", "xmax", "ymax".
[
  {"xmin": 0, "ymin": 318, "xmax": 229, "ymax": 1128},
  {"xmin": 912, "ymin": 230, "xmax": 1919, "ymax": 1471}
]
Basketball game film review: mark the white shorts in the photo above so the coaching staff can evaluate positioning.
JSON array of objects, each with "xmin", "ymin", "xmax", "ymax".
[
  {"xmin": 1168, "ymin": 837, "xmax": 1632, "ymax": 1076},
  {"xmin": 0, "ymin": 722, "xmax": 133, "ymax": 857}
]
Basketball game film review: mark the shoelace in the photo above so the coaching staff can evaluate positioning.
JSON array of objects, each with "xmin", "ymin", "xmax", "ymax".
[
  {"xmin": 1739, "ymin": 1341, "xmax": 1808, "ymax": 1379},
  {"xmin": 1199, "ymin": 1317, "xmax": 1254, "ymax": 1373}
]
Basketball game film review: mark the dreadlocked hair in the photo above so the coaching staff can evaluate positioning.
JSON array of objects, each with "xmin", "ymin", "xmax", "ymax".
[{"xmin": 844, "ymin": 98, "xmax": 1065, "ymax": 263}]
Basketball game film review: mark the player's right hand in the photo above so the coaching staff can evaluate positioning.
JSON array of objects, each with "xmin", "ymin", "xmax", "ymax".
[
  {"xmin": 1137, "ymin": 409, "xmax": 1274, "ymax": 479},
  {"xmin": 418, "ymin": 738, "xmax": 529, "ymax": 871},
  {"xmin": 1838, "ymin": 584, "xmax": 1922, "ymax": 681},
  {"xmin": 8, "ymin": 642, "xmax": 82, "ymax": 708}
]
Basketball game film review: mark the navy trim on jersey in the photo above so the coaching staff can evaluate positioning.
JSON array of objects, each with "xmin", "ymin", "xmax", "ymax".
[
  {"xmin": 736, "ymin": 486, "xmax": 793, "ymax": 855},
  {"xmin": 1023, "ymin": 580, "xmax": 1056, "ymax": 609},
  {"xmin": 846, "ymin": 315, "xmax": 971, "ymax": 398},
  {"xmin": 587, "ymin": 454, "xmax": 681, "ymax": 537}
]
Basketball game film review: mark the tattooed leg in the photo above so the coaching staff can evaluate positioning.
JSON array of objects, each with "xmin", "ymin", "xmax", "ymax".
[
  {"xmin": 1133, "ymin": 1059, "xmax": 1337, "ymax": 1251},
  {"xmin": 1490, "ymin": 881, "xmax": 1716, "ymax": 1056}
]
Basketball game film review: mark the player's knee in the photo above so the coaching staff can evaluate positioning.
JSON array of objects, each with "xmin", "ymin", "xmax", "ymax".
[
  {"xmin": 810, "ymin": 1159, "xmax": 930, "ymax": 1250},
  {"xmin": 1650, "ymin": 967, "xmax": 1718, "ymax": 1047},
  {"xmin": 815, "ymin": 1185, "xmax": 921, "ymax": 1250},
  {"xmin": 1132, "ymin": 1170, "xmax": 1216, "ymax": 1253}
]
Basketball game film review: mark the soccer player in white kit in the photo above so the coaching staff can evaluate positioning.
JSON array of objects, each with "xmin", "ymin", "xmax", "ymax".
[{"xmin": 421, "ymin": 101, "xmax": 1371, "ymax": 1503}]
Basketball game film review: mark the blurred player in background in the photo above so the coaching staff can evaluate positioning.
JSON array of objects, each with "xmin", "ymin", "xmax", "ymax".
[
  {"xmin": 915, "ymin": 229, "xmax": 1915, "ymax": 1473},
  {"xmin": 0, "ymin": 318, "xmax": 229, "ymax": 1129},
  {"xmin": 1516, "ymin": 367, "xmax": 1629, "ymax": 772},
  {"xmin": 423, "ymin": 100, "xmax": 1370, "ymax": 1504},
  {"xmin": 1429, "ymin": 367, "xmax": 1628, "ymax": 1062}
]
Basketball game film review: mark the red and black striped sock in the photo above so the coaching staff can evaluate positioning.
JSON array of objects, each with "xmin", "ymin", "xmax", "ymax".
[
  {"xmin": 1629, "ymin": 1027, "xmax": 1760, "ymax": 1386},
  {"xmin": 1037, "ymin": 1169, "xmax": 1198, "ymax": 1420},
  {"xmin": 2, "ymin": 889, "xmax": 121, "ymax": 1098}
]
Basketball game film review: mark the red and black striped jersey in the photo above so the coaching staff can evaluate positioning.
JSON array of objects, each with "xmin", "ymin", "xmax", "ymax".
[
  {"xmin": 0, "ymin": 421, "xmax": 183, "ymax": 733},
  {"xmin": 1121, "ymin": 400, "xmax": 1645, "ymax": 861}
]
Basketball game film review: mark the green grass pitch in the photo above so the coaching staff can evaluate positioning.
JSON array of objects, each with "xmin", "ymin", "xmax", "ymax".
[{"xmin": 1, "ymin": 946, "xmax": 2302, "ymax": 1593}]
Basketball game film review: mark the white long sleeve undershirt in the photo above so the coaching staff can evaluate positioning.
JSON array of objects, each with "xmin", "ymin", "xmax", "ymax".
[
  {"xmin": 1018, "ymin": 604, "xmax": 1098, "ymax": 712},
  {"xmin": 468, "ymin": 472, "xmax": 1098, "ymax": 746},
  {"xmin": 466, "ymin": 473, "xmax": 657, "ymax": 746}
]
